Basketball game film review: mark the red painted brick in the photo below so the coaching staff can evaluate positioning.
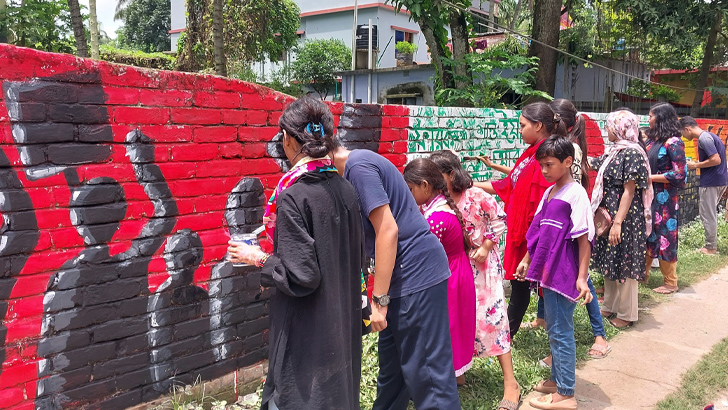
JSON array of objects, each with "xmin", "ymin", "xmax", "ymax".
[
  {"xmin": 157, "ymin": 162, "xmax": 196, "ymax": 180},
  {"xmin": 392, "ymin": 141, "xmax": 408, "ymax": 154},
  {"xmin": 244, "ymin": 95, "xmax": 283, "ymax": 111},
  {"xmin": 171, "ymin": 107, "xmax": 221, "ymax": 125},
  {"xmin": 219, "ymin": 142, "xmax": 243, "ymax": 158},
  {"xmin": 0, "ymin": 387, "xmax": 24, "ymax": 407},
  {"xmin": 383, "ymin": 105, "xmax": 409, "ymax": 116},
  {"xmin": 170, "ymin": 144, "xmax": 220, "ymax": 161},
  {"xmin": 35, "ymin": 208, "xmax": 70, "ymax": 229},
  {"xmin": 196, "ymin": 160, "xmax": 243, "ymax": 178},
  {"xmin": 385, "ymin": 116, "xmax": 410, "ymax": 128},
  {"xmin": 221, "ymin": 109, "xmax": 247, "ymax": 125},
  {"xmin": 101, "ymin": 86, "xmax": 140, "ymax": 105},
  {"xmin": 49, "ymin": 227, "xmax": 84, "ymax": 249},
  {"xmin": 193, "ymin": 195, "xmax": 227, "ymax": 213},
  {"xmin": 25, "ymin": 188, "xmax": 54, "ymax": 210},
  {"xmin": 193, "ymin": 126, "xmax": 238, "ymax": 142},
  {"xmin": 98, "ymin": 63, "xmax": 162, "ymax": 89},
  {"xmin": 78, "ymin": 163, "xmax": 137, "ymax": 184},
  {"xmin": 114, "ymin": 106, "xmax": 170, "ymax": 124},
  {"xmin": 171, "ymin": 178, "xmax": 232, "ymax": 197},
  {"xmin": 7, "ymin": 401, "xmax": 35, "ymax": 410},
  {"xmin": 140, "ymin": 125, "xmax": 193, "ymax": 142},
  {"xmin": 0, "ymin": 361, "xmax": 37, "ymax": 389},
  {"xmin": 381, "ymin": 128, "xmax": 408, "ymax": 142},
  {"xmin": 177, "ymin": 212, "xmax": 228, "ymax": 230},
  {"xmin": 2, "ymin": 347, "xmax": 21, "ymax": 368},
  {"xmin": 238, "ymin": 126, "xmax": 278, "ymax": 142},
  {"xmin": 383, "ymin": 154, "xmax": 406, "ymax": 167},
  {"xmin": 268, "ymin": 111, "xmax": 283, "ymax": 126},
  {"xmin": 242, "ymin": 142, "xmax": 268, "ymax": 158},
  {"xmin": 259, "ymin": 175, "xmax": 283, "ymax": 189},
  {"xmin": 4, "ymin": 317, "xmax": 40, "ymax": 344},
  {"xmin": 328, "ymin": 102, "xmax": 344, "ymax": 115},
  {"xmin": 195, "ymin": 91, "xmax": 241, "ymax": 109},
  {"xmin": 240, "ymin": 158, "xmax": 282, "ymax": 175},
  {"xmin": 5, "ymin": 296, "xmax": 43, "ymax": 322},
  {"xmin": 34, "ymin": 231, "xmax": 51, "ymax": 252},
  {"xmin": 377, "ymin": 142, "xmax": 393, "ymax": 154},
  {"xmin": 246, "ymin": 110, "xmax": 269, "ymax": 126},
  {"xmin": 139, "ymin": 89, "xmax": 193, "ymax": 107},
  {"xmin": 175, "ymin": 197, "xmax": 197, "ymax": 215}
]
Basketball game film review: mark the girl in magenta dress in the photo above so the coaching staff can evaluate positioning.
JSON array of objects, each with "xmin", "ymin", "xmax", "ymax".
[{"xmin": 404, "ymin": 158, "xmax": 476, "ymax": 385}]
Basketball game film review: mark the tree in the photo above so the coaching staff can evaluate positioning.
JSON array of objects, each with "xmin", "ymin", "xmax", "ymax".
[
  {"xmin": 116, "ymin": 0, "xmax": 170, "ymax": 52},
  {"xmin": 67, "ymin": 0, "xmax": 88, "ymax": 57},
  {"xmin": 691, "ymin": 10, "xmax": 723, "ymax": 116},
  {"xmin": 3, "ymin": 0, "xmax": 75, "ymax": 53},
  {"xmin": 177, "ymin": 0, "xmax": 299, "ymax": 75},
  {"xmin": 89, "ymin": 0, "xmax": 99, "ymax": 58},
  {"xmin": 291, "ymin": 39, "xmax": 351, "ymax": 100},
  {"xmin": 0, "ymin": 0, "xmax": 8, "ymax": 43},
  {"xmin": 528, "ymin": 0, "xmax": 561, "ymax": 98},
  {"xmin": 212, "ymin": 0, "xmax": 226, "ymax": 76}
]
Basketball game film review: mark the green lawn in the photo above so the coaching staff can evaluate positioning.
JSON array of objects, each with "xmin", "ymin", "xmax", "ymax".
[{"xmin": 360, "ymin": 213, "xmax": 728, "ymax": 410}]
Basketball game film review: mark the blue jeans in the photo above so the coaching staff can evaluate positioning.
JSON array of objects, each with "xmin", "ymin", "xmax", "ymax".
[
  {"xmin": 543, "ymin": 288, "xmax": 576, "ymax": 396},
  {"xmin": 537, "ymin": 277, "xmax": 606, "ymax": 339}
]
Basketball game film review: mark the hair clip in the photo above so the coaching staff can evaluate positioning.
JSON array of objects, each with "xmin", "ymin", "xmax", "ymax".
[
  {"xmin": 553, "ymin": 113, "xmax": 561, "ymax": 123},
  {"xmin": 306, "ymin": 122, "xmax": 325, "ymax": 137}
]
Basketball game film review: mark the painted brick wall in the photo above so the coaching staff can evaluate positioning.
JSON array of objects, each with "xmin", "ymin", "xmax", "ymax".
[{"xmin": 0, "ymin": 45, "xmax": 405, "ymax": 410}]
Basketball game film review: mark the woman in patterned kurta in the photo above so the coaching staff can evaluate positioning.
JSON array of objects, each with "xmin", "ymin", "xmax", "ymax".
[
  {"xmin": 430, "ymin": 151, "xmax": 521, "ymax": 410},
  {"xmin": 591, "ymin": 110, "xmax": 653, "ymax": 327},
  {"xmin": 645, "ymin": 103, "xmax": 687, "ymax": 294}
]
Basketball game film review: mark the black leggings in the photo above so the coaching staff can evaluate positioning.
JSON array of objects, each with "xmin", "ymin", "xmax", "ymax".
[{"xmin": 507, "ymin": 279, "xmax": 533, "ymax": 338}]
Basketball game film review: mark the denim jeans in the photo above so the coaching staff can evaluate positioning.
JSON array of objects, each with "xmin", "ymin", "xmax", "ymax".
[
  {"xmin": 543, "ymin": 288, "xmax": 577, "ymax": 396},
  {"xmin": 537, "ymin": 277, "xmax": 606, "ymax": 339}
]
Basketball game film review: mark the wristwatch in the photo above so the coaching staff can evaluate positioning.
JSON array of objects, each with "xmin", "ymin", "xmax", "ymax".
[{"xmin": 372, "ymin": 294, "xmax": 391, "ymax": 307}]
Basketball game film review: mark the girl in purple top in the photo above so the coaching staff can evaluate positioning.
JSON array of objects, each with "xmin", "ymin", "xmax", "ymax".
[
  {"xmin": 515, "ymin": 136, "xmax": 594, "ymax": 410},
  {"xmin": 403, "ymin": 158, "xmax": 476, "ymax": 387}
]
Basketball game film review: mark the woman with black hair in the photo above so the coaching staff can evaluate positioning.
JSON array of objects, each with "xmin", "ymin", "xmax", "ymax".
[
  {"xmin": 644, "ymin": 103, "xmax": 687, "ymax": 294},
  {"xmin": 228, "ymin": 96, "xmax": 364, "ymax": 410}
]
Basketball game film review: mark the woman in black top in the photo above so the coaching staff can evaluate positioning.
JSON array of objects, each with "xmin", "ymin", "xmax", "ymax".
[{"xmin": 228, "ymin": 96, "xmax": 365, "ymax": 410}]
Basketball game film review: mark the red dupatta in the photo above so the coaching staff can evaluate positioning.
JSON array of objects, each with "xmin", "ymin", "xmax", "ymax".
[{"xmin": 491, "ymin": 138, "xmax": 552, "ymax": 247}]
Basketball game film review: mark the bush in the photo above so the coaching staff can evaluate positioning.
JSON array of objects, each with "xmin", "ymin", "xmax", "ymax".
[
  {"xmin": 99, "ymin": 45, "xmax": 176, "ymax": 70},
  {"xmin": 394, "ymin": 41, "xmax": 418, "ymax": 54}
]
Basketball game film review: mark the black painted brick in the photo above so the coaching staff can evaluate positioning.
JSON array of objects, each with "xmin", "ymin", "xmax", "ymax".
[
  {"xmin": 93, "ymin": 318, "xmax": 148, "ymax": 342},
  {"xmin": 16, "ymin": 122, "xmax": 75, "ymax": 144},
  {"xmin": 114, "ymin": 367, "xmax": 154, "ymax": 391},
  {"xmin": 12, "ymin": 82, "xmax": 79, "ymax": 103},
  {"xmin": 77, "ymin": 124, "xmax": 113, "ymax": 142},
  {"xmin": 37, "ymin": 365, "xmax": 91, "ymax": 396},
  {"xmin": 242, "ymin": 333, "xmax": 266, "ymax": 352},
  {"xmin": 49, "ymin": 342, "xmax": 116, "ymax": 371},
  {"xmin": 237, "ymin": 347, "xmax": 267, "ymax": 368},
  {"xmin": 47, "ymin": 103, "xmax": 109, "ymax": 123},
  {"xmin": 173, "ymin": 317, "xmax": 211, "ymax": 340},
  {"xmin": 83, "ymin": 388, "xmax": 143, "ymax": 410},
  {"xmin": 237, "ymin": 317, "xmax": 269, "ymax": 339},
  {"xmin": 92, "ymin": 351, "xmax": 149, "ymax": 379},
  {"xmin": 244, "ymin": 302, "xmax": 267, "ymax": 320},
  {"xmin": 84, "ymin": 278, "xmax": 143, "ymax": 306},
  {"xmin": 37, "ymin": 330, "xmax": 91, "ymax": 356},
  {"xmin": 48, "ymin": 143, "xmax": 112, "ymax": 165},
  {"xmin": 172, "ymin": 349, "xmax": 217, "ymax": 374}
]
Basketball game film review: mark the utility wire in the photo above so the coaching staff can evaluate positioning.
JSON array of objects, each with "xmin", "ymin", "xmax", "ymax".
[{"xmin": 439, "ymin": 0, "xmax": 709, "ymax": 94}]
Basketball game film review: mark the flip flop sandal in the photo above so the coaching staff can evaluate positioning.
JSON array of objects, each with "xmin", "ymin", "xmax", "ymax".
[
  {"xmin": 529, "ymin": 394, "xmax": 578, "ymax": 410},
  {"xmin": 539, "ymin": 358, "xmax": 551, "ymax": 368},
  {"xmin": 653, "ymin": 286, "xmax": 678, "ymax": 294},
  {"xmin": 497, "ymin": 395, "xmax": 522, "ymax": 410},
  {"xmin": 587, "ymin": 343, "xmax": 612, "ymax": 359},
  {"xmin": 609, "ymin": 318, "xmax": 634, "ymax": 328}
]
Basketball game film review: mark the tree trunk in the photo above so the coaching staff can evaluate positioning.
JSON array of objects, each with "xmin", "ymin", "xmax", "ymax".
[
  {"xmin": 528, "ymin": 0, "xmax": 561, "ymax": 99},
  {"xmin": 89, "ymin": 0, "xmax": 99, "ymax": 58},
  {"xmin": 212, "ymin": 0, "xmax": 227, "ymax": 76},
  {"xmin": 419, "ymin": 21, "xmax": 455, "ymax": 90},
  {"xmin": 509, "ymin": 0, "xmax": 523, "ymax": 30},
  {"xmin": 691, "ymin": 12, "xmax": 722, "ymax": 117},
  {"xmin": 488, "ymin": 0, "xmax": 496, "ymax": 32},
  {"xmin": 449, "ymin": 8, "xmax": 472, "ymax": 96},
  {"xmin": 0, "ymin": 0, "xmax": 7, "ymax": 43},
  {"xmin": 67, "ymin": 0, "xmax": 89, "ymax": 57}
]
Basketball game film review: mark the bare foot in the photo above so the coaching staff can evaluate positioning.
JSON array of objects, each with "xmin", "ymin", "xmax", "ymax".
[
  {"xmin": 456, "ymin": 374, "xmax": 465, "ymax": 386},
  {"xmin": 600, "ymin": 310, "xmax": 613, "ymax": 317},
  {"xmin": 699, "ymin": 247, "xmax": 717, "ymax": 255},
  {"xmin": 653, "ymin": 285, "xmax": 678, "ymax": 294}
]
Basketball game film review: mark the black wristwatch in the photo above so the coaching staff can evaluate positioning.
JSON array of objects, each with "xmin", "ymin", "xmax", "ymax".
[{"xmin": 372, "ymin": 294, "xmax": 391, "ymax": 307}]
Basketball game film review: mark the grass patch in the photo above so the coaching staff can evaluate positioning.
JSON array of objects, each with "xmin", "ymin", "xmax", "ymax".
[
  {"xmin": 360, "ymin": 214, "xmax": 728, "ymax": 409},
  {"xmin": 654, "ymin": 337, "xmax": 728, "ymax": 410}
]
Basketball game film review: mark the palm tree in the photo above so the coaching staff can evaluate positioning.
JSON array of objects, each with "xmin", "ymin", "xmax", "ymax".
[
  {"xmin": 89, "ymin": 0, "xmax": 99, "ymax": 58},
  {"xmin": 212, "ymin": 0, "xmax": 227, "ymax": 76},
  {"xmin": 67, "ymin": 0, "xmax": 89, "ymax": 57},
  {"xmin": 114, "ymin": 0, "xmax": 131, "ymax": 20}
]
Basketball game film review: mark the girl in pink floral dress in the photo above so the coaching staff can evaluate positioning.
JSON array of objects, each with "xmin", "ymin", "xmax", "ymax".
[
  {"xmin": 403, "ymin": 158, "xmax": 476, "ymax": 387},
  {"xmin": 431, "ymin": 151, "xmax": 521, "ymax": 410}
]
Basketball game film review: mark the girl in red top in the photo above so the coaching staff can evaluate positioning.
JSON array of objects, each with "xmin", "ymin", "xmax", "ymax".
[{"xmin": 475, "ymin": 102, "xmax": 567, "ymax": 337}]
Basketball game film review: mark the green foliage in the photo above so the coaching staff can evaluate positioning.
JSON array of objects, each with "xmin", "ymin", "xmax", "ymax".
[
  {"xmin": 1, "ymin": 0, "xmax": 76, "ymax": 53},
  {"xmin": 177, "ymin": 0, "xmax": 300, "ymax": 73},
  {"xmin": 394, "ymin": 41, "xmax": 418, "ymax": 54},
  {"xmin": 99, "ymin": 45, "xmax": 176, "ymax": 70},
  {"xmin": 437, "ymin": 47, "xmax": 551, "ymax": 108},
  {"xmin": 115, "ymin": 0, "xmax": 170, "ymax": 53},
  {"xmin": 263, "ymin": 65, "xmax": 304, "ymax": 97},
  {"xmin": 291, "ymin": 39, "xmax": 351, "ymax": 100},
  {"xmin": 625, "ymin": 79, "xmax": 682, "ymax": 103}
]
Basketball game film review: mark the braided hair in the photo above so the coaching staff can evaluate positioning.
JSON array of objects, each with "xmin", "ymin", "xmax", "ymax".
[{"xmin": 403, "ymin": 158, "xmax": 472, "ymax": 251}]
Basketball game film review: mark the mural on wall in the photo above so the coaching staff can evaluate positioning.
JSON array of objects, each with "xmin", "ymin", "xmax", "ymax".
[{"xmin": 0, "ymin": 64, "xmax": 277, "ymax": 409}]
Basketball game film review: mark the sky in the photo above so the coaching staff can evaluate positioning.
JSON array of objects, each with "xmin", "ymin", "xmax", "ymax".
[{"xmin": 79, "ymin": 0, "xmax": 123, "ymax": 39}]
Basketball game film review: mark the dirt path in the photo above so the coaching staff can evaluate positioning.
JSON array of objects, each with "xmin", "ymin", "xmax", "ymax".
[{"xmin": 518, "ymin": 265, "xmax": 728, "ymax": 410}]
